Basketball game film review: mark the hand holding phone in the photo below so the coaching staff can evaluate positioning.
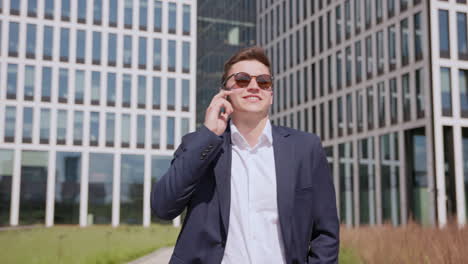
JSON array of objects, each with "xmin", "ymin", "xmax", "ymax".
[{"xmin": 204, "ymin": 90, "xmax": 234, "ymax": 136}]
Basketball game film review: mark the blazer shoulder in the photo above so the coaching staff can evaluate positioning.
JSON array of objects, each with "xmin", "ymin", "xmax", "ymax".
[{"xmin": 273, "ymin": 124, "xmax": 322, "ymax": 145}]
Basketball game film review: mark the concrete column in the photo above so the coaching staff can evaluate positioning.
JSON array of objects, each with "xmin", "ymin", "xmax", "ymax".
[
  {"xmin": 453, "ymin": 126, "xmax": 466, "ymax": 227},
  {"xmin": 398, "ymin": 130, "xmax": 407, "ymax": 225},
  {"xmin": 375, "ymin": 134, "xmax": 382, "ymax": 225},
  {"xmin": 353, "ymin": 139, "xmax": 360, "ymax": 226},
  {"xmin": 143, "ymin": 153, "xmax": 152, "ymax": 227},
  {"xmin": 112, "ymin": 153, "xmax": 121, "ymax": 227},
  {"xmin": 46, "ymin": 150, "xmax": 56, "ymax": 227},
  {"xmin": 10, "ymin": 148, "xmax": 21, "ymax": 226},
  {"xmin": 79, "ymin": 151, "xmax": 89, "ymax": 227}
]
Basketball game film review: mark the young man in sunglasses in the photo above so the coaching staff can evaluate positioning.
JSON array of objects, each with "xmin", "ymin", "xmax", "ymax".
[{"xmin": 151, "ymin": 46, "xmax": 339, "ymax": 263}]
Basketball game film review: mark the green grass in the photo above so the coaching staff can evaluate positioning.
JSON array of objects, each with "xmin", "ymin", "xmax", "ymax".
[
  {"xmin": 0, "ymin": 224, "xmax": 180, "ymax": 264},
  {"xmin": 339, "ymin": 246, "xmax": 363, "ymax": 264}
]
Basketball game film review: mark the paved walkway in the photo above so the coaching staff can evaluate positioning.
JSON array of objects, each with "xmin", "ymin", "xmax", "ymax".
[{"xmin": 127, "ymin": 247, "xmax": 174, "ymax": 264}]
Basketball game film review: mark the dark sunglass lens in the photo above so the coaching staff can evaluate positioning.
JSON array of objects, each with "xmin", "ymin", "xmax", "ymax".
[
  {"xmin": 235, "ymin": 72, "xmax": 251, "ymax": 87},
  {"xmin": 257, "ymin": 75, "xmax": 272, "ymax": 89}
]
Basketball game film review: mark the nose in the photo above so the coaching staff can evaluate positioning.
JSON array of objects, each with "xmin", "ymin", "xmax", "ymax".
[{"xmin": 247, "ymin": 77, "xmax": 261, "ymax": 92}]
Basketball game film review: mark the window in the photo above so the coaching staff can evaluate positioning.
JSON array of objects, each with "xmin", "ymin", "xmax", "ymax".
[
  {"xmin": 28, "ymin": 0, "xmax": 38, "ymax": 17},
  {"xmin": 109, "ymin": 0, "xmax": 117, "ymax": 27},
  {"xmin": 153, "ymin": 38, "xmax": 161, "ymax": 71},
  {"xmin": 401, "ymin": 19, "xmax": 409, "ymax": 66},
  {"xmin": 182, "ymin": 42, "xmax": 190, "ymax": 73},
  {"xmin": 337, "ymin": 97, "xmax": 343, "ymax": 136},
  {"xmin": 76, "ymin": 30, "xmax": 85, "ymax": 63},
  {"xmin": 153, "ymin": 1, "xmax": 162, "ymax": 32},
  {"xmin": 290, "ymin": 73, "xmax": 294, "ymax": 107},
  {"xmin": 303, "ymin": 25, "xmax": 308, "ymax": 61},
  {"xmin": 400, "ymin": 0, "xmax": 408, "ymax": 12},
  {"xmin": 441, "ymin": 68, "xmax": 452, "ymax": 116},
  {"xmin": 181, "ymin": 118, "xmax": 190, "ymax": 137},
  {"xmin": 388, "ymin": 25, "xmax": 396, "ymax": 71},
  {"xmin": 355, "ymin": 0, "xmax": 361, "ymax": 34},
  {"xmin": 4, "ymin": 106, "xmax": 16, "ymax": 142},
  {"xmin": 152, "ymin": 77, "xmax": 161, "ymax": 109},
  {"xmin": 388, "ymin": 0, "xmax": 395, "ymax": 18},
  {"xmin": 108, "ymin": 33, "xmax": 117, "ymax": 66},
  {"xmin": 91, "ymin": 71, "xmax": 100, "ymax": 105},
  {"xmin": 457, "ymin": 12, "xmax": 468, "ymax": 60},
  {"xmin": 138, "ymin": 37, "xmax": 147, "ymax": 69},
  {"xmin": 168, "ymin": 40, "xmax": 176, "ymax": 72},
  {"xmin": 168, "ymin": 3, "xmax": 177, "ymax": 34},
  {"xmin": 347, "ymin": 93, "xmax": 353, "ymax": 134},
  {"xmin": 336, "ymin": 6, "xmax": 342, "ymax": 45},
  {"xmin": 327, "ymin": 11, "xmax": 332, "ymax": 48},
  {"xmin": 8, "ymin": 22, "xmax": 19, "ymax": 57},
  {"xmin": 107, "ymin": 73, "xmax": 116, "ymax": 106},
  {"xmin": 93, "ymin": 0, "xmax": 102, "ymax": 25},
  {"xmin": 137, "ymin": 115, "xmax": 145, "ymax": 148},
  {"xmin": 297, "ymin": 71, "xmax": 302, "ymax": 103},
  {"xmin": 377, "ymin": 31, "xmax": 384, "ymax": 75},
  {"xmin": 290, "ymin": 34, "xmax": 294, "ymax": 68},
  {"xmin": 357, "ymin": 90, "xmax": 363, "ymax": 132},
  {"xmin": 167, "ymin": 117, "xmax": 175, "ymax": 149},
  {"xmin": 124, "ymin": 35, "xmax": 132, "ymax": 68},
  {"xmin": 43, "ymin": 26, "xmax": 53, "ymax": 60},
  {"xmin": 58, "ymin": 68, "xmax": 68, "ymax": 103},
  {"xmin": 44, "ymin": 0, "xmax": 54, "ymax": 19},
  {"xmin": 304, "ymin": 67, "xmax": 309, "ymax": 102},
  {"xmin": 139, "ymin": 0, "xmax": 148, "ymax": 30},
  {"xmin": 336, "ymin": 51, "xmax": 342, "ymax": 90},
  {"xmin": 366, "ymin": 36, "xmax": 373, "ymax": 79},
  {"xmin": 167, "ymin": 78, "xmax": 176, "ymax": 110},
  {"xmin": 182, "ymin": 79, "xmax": 190, "ymax": 111},
  {"xmin": 365, "ymin": 0, "xmax": 371, "ymax": 29},
  {"xmin": 60, "ymin": 28, "xmax": 70, "ymax": 62},
  {"xmin": 41, "ymin": 67, "xmax": 52, "ymax": 102},
  {"xmin": 92, "ymin": 32, "xmax": 101, "ymax": 65},
  {"xmin": 121, "ymin": 114, "xmax": 131, "ymax": 147},
  {"xmin": 88, "ymin": 153, "xmax": 113, "ymax": 224},
  {"xmin": 90, "ymin": 112, "xmax": 99, "ymax": 146},
  {"xmin": 7, "ymin": 64, "xmax": 18, "ymax": 99},
  {"xmin": 390, "ymin": 78, "xmax": 398, "ymax": 124},
  {"xmin": 75, "ymin": 70, "xmax": 85, "ymax": 104},
  {"xmin": 416, "ymin": 69, "xmax": 425, "ymax": 118},
  {"xmin": 40, "ymin": 108, "xmax": 51, "ymax": 144},
  {"xmin": 439, "ymin": 10, "xmax": 450, "ymax": 58},
  {"xmin": 57, "ymin": 110, "xmax": 67, "ymax": 144},
  {"xmin": 152, "ymin": 116, "xmax": 160, "ymax": 148},
  {"xmin": 23, "ymin": 107, "xmax": 33, "ymax": 143},
  {"xmin": 402, "ymin": 73, "xmax": 411, "ymax": 121},
  {"xmin": 311, "ymin": 21, "xmax": 315, "ymax": 57},
  {"xmin": 378, "ymin": 82, "xmax": 386, "ymax": 127},
  {"xmin": 367, "ymin": 86, "xmax": 374, "ymax": 130},
  {"xmin": 54, "ymin": 151, "xmax": 81, "ymax": 224},
  {"xmin": 183, "ymin": 4, "xmax": 191, "ymax": 35},
  {"xmin": 346, "ymin": 47, "xmax": 352, "ymax": 86},
  {"xmin": 124, "ymin": 0, "xmax": 133, "ymax": 29},
  {"xmin": 24, "ymin": 65, "xmax": 35, "ymax": 100},
  {"xmin": 355, "ymin": 41, "xmax": 362, "ymax": 83},
  {"xmin": 61, "ymin": 0, "xmax": 70, "ymax": 21},
  {"xmin": 138, "ymin": 76, "xmax": 146, "ymax": 109},
  {"xmin": 460, "ymin": 69, "xmax": 468, "ymax": 117},
  {"xmin": 78, "ymin": 0, "xmax": 86, "ymax": 23},
  {"xmin": 26, "ymin": 24, "xmax": 36, "ymax": 58},
  {"xmin": 123, "ymin": 74, "xmax": 131, "ymax": 108},
  {"xmin": 345, "ymin": 0, "xmax": 351, "ymax": 39},
  {"xmin": 329, "ymin": 100, "xmax": 334, "ymax": 139},
  {"xmin": 106, "ymin": 113, "xmax": 115, "ymax": 146},
  {"xmin": 376, "ymin": 0, "xmax": 382, "ymax": 24},
  {"xmin": 328, "ymin": 56, "xmax": 333, "ymax": 94}
]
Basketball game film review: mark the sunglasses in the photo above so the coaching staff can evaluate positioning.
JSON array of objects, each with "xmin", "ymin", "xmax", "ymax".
[{"xmin": 222, "ymin": 72, "xmax": 274, "ymax": 90}]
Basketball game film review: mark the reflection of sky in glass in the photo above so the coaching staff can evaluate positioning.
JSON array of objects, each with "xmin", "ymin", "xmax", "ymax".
[
  {"xmin": 55, "ymin": 152, "xmax": 81, "ymax": 201},
  {"xmin": 121, "ymin": 155, "xmax": 144, "ymax": 203},
  {"xmin": 151, "ymin": 156, "xmax": 172, "ymax": 183}
]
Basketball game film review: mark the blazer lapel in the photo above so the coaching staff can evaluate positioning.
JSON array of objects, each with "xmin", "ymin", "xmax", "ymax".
[
  {"xmin": 214, "ymin": 129, "xmax": 232, "ymax": 233},
  {"xmin": 272, "ymin": 125, "xmax": 296, "ymax": 256}
]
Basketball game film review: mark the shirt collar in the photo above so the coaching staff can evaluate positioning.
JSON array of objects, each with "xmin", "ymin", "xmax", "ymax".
[{"xmin": 230, "ymin": 120, "xmax": 273, "ymax": 149}]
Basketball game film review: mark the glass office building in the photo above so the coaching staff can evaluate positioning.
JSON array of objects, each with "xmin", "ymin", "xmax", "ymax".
[
  {"xmin": 196, "ymin": 0, "xmax": 256, "ymax": 125},
  {"xmin": 260, "ymin": 0, "xmax": 468, "ymax": 227},
  {"xmin": 0, "ymin": 0, "xmax": 196, "ymax": 227}
]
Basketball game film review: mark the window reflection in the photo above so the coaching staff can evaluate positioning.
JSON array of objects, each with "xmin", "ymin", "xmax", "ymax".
[
  {"xmin": 139, "ymin": 0, "xmax": 148, "ymax": 30},
  {"xmin": 93, "ymin": 0, "xmax": 102, "ymax": 25},
  {"xmin": 339, "ymin": 143, "xmax": 354, "ymax": 226},
  {"xmin": 152, "ymin": 77, "xmax": 161, "ymax": 109},
  {"xmin": 90, "ymin": 112, "xmax": 99, "ymax": 146},
  {"xmin": 108, "ymin": 33, "xmax": 117, "ymax": 66},
  {"xmin": 121, "ymin": 155, "xmax": 144, "ymax": 225},
  {"xmin": 88, "ymin": 153, "xmax": 113, "ymax": 225},
  {"xmin": 138, "ymin": 76, "xmax": 146, "ymax": 109},
  {"xmin": 460, "ymin": 70, "xmax": 468, "ymax": 117},
  {"xmin": 380, "ymin": 133, "xmax": 400, "ymax": 226},
  {"xmin": 55, "ymin": 152, "xmax": 81, "ymax": 224},
  {"xmin": 124, "ymin": 35, "xmax": 132, "ymax": 68},
  {"xmin": 182, "ymin": 42, "xmax": 190, "ymax": 73},
  {"xmin": 183, "ymin": 4, "xmax": 191, "ymax": 35},
  {"xmin": 28, "ymin": 0, "xmax": 38, "ymax": 17},
  {"xmin": 109, "ymin": 0, "xmax": 117, "ymax": 27},
  {"xmin": 439, "ymin": 10, "xmax": 450, "ymax": 58},
  {"xmin": 92, "ymin": 32, "xmax": 101, "ymax": 65},
  {"xmin": 76, "ymin": 30, "xmax": 86, "ymax": 63},
  {"xmin": 138, "ymin": 37, "xmax": 147, "ymax": 69},
  {"xmin": 107, "ymin": 73, "xmax": 116, "ymax": 106},
  {"xmin": 137, "ymin": 115, "xmax": 145, "ymax": 148},
  {"xmin": 20, "ymin": 151, "xmax": 48, "ymax": 225},
  {"xmin": 57, "ymin": 110, "xmax": 67, "ymax": 145},
  {"xmin": 182, "ymin": 79, "xmax": 190, "ymax": 111},
  {"xmin": 153, "ymin": 38, "xmax": 161, "ymax": 71},
  {"xmin": 123, "ymin": 74, "xmax": 132, "ymax": 107},
  {"xmin": 167, "ymin": 117, "xmax": 175, "ymax": 150},
  {"xmin": 124, "ymin": 0, "xmax": 133, "ymax": 29},
  {"xmin": 4, "ymin": 106, "xmax": 16, "ymax": 142},
  {"xmin": 153, "ymin": 1, "xmax": 162, "ymax": 32},
  {"xmin": 0, "ymin": 150, "xmax": 14, "ymax": 226},
  {"xmin": 121, "ymin": 114, "xmax": 131, "ymax": 148},
  {"xmin": 26, "ymin": 24, "xmax": 36, "ymax": 59},
  {"xmin": 152, "ymin": 116, "xmax": 161, "ymax": 149},
  {"xmin": 151, "ymin": 155, "xmax": 172, "ymax": 223},
  {"xmin": 60, "ymin": 29, "xmax": 70, "ymax": 62},
  {"xmin": 106, "ymin": 113, "xmax": 115, "ymax": 147},
  {"xmin": 402, "ymin": 73, "xmax": 411, "ymax": 121},
  {"xmin": 44, "ymin": 0, "xmax": 54, "ymax": 19},
  {"xmin": 7, "ymin": 64, "xmax": 18, "ymax": 99},
  {"xmin": 91, "ymin": 71, "xmax": 100, "ymax": 105},
  {"xmin": 78, "ymin": 0, "xmax": 87, "ymax": 23},
  {"xmin": 358, "ymin": 138, "xmax": 376, "ymax": 225},
  {"xmin": 43, "ymin": 26, "xmax": 53, "ymax": 60},
  {"xmin": 58, "ymin": 68, "xmax": 69, "ymax": 103},
  {"xmin": 40, "ymin": 109, "xmax": 51, "ymax": 144},
  {"xmin": 61, "ymin": 0, "xmax": 70, "ymax": 21},
  {"xmin": 168, "ymin": 40, "xmax": 176, "ymax": 72},
  {"xmin": 168, "ymin": 3, "xmax": 177, "ymax": 34},
  {"xmin": 73, "ymin": 111, "xmax": 83, "ymax": 145},
  {"xmin": 24, "ymin": 66, "xmax": 35, "ymax": 100},
  {"xmin": 167, "ymin": 78, "xmax": 176, "ymax": 110},
  {"xmin": 23, "ymin": 107, "xmax": 33, "ymax": 143},
  {"xmin": 441, "ymin": 68, "xmax": 452, "ymax": 117},
  {"xmin": 41, "ymin": 67, "xmax": 52, "ymax": 102},
  {"xmin": 75, "ymin": 70, "xmax": 85, "ymax": 104},
  {"xmin": 8, "ymin": 22, "xmax": 19, "ymax": 57}
]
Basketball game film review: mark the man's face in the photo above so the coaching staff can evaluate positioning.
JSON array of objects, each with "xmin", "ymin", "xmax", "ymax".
[{"xmin": 224, "ymin": 60, "xmax": 273, "ymax": 116}]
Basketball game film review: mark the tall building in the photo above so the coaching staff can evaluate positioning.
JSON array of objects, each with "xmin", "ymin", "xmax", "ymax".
[
  {"xmin": 0, "ymin": 0, "xmax": 196, "ymax": 227},
  {"xmin": 260, "ymin": 0, "xmax": 468, "ymax": 227},
  {"xmin": 196, "ymin": 0, "xmax": 256, "ymax": 125}
]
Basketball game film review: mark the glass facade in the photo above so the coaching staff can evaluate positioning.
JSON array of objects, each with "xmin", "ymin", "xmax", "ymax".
[
  {"xmin": 0, "ymin": 150, "xmax": 14, "ymax": 226},
  {"xmin": 88, "ymin": 153, "xmax": 113, "ymax": 225},
  {"xmin": 120, "ymin": 155, "xmax": 144, "ymax": 224},
  {"xmin": 55, "ymin": 152, "xmax": 81, "ymax": 224}
]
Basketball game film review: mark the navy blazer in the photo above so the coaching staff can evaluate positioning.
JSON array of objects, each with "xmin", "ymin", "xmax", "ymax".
[{"xmin": 151, "ymin": 123, "xmax": 339, "ymax": 264}]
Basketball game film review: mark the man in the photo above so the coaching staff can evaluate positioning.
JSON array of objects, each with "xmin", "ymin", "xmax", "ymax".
[{"xmin": 151, "ymin": 46, "xmax": 339, "ymax": 263}]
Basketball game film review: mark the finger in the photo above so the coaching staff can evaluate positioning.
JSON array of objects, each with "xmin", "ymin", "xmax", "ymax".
[{"xmin": 213, "ymin": 90, "xmax": 233, "ymax": 101}]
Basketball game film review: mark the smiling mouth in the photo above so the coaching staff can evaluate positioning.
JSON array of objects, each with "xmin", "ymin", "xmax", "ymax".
[{"xmin": 243, "ymin": 95, "xmax": 262, "ymax": 101}]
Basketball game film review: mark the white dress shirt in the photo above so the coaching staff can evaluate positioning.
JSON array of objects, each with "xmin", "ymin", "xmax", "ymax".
[{"xmin": 221, "ymin": 121, "xmax": 286, "ymax": 264}]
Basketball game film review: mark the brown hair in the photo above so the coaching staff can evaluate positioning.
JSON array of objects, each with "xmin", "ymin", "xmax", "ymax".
[{"xmin": 221, "ymin": 46, "xmax": 271, "ymax": 85}]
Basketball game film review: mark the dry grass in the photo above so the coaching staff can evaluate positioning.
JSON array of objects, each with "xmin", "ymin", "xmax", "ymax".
[{"xmin": 340, "ymin": 222, "xmax": 468, "ymax": 264}]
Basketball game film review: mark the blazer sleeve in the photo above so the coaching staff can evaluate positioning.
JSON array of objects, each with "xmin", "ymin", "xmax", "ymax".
[
  {"xmin": 151, "ymin": 125, "xmax": 224, "ymax": 220},
  {"xmin": 308, "ymin": 137, "xmax": 340, "ymax": 264}
]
